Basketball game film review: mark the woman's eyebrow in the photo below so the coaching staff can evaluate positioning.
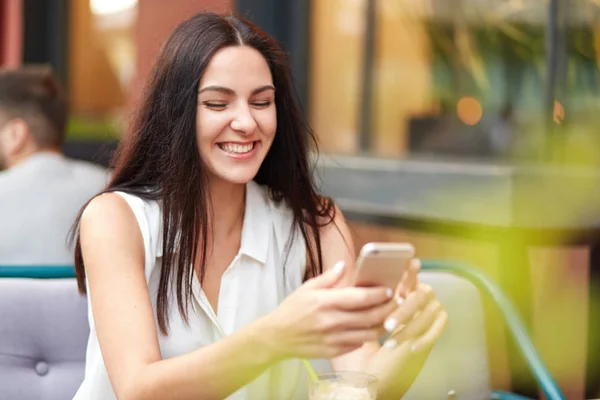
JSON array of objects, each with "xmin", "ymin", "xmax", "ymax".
[
  {"xmin": 251, "ymin": 85, "xmax": 275, "ymax": 95},
  {"xmin": 197, "ymin": 85, "xmax": 275, "ymax": 96},
  {"xmin": 198, "ymin": 85, "xmax": 235, "ymax": 95}
]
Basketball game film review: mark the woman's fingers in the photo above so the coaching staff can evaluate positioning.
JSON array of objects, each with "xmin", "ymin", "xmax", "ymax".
[
  {"xmin": 393, "ymin": 299, "xmax": 443, "ymax": 341},
  {"xmin": 321, "ymin": 286, "xmax": 394, "ymax": 311},
  {"xmin": 382, "ymin": 297, "xmax": 446, "ymax": 351},
  {"xmin": 383, "ymin": 283, "xmax": 434, "ymax": 333},
  {"xmin": 406, "ymin": 259, "xmax": 421, "ymax": 291},
  {"xmin": 302, "ymin": 260, "xmax": 346, "ymax": 290},
  {"xmin": 410, "ymin": 310, "xmax": 448, "ymax": 353},
  {"xmin": 331, "ymin": 300, "xmax": 397, "ymax": 331},
  {"xmin": 397, "ymin": 258, "xmax": 421, "ymax": 299}
]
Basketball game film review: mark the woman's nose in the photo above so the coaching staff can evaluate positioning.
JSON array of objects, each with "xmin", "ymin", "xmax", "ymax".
[{"xmin": 230, "ymin": 106, "xmax": 257, "ymax": 134}]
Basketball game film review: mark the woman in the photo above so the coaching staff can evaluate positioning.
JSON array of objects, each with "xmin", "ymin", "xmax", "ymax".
[{"xmin": 71, "ymin": 12, "xmax": 447, "ymax": 400}]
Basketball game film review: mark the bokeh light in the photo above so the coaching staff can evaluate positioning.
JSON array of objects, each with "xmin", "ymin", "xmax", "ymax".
[{"xmin": 457, "ymin": 96, "xmax": 483, "ymax": 126}]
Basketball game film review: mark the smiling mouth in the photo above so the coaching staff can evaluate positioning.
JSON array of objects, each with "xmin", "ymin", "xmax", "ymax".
[{"xmin": 217, "ymin": 142, "xmax": 256, "ymax": 154}]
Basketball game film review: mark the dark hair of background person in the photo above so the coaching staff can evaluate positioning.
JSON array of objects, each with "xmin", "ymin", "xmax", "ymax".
[
  {"xmin": 69, "ymin": 12, "xmax": 336, "ymax": 335},
  {"xmin": 0, "ymin": 65, "xmax": 68, "ymax": 148}
]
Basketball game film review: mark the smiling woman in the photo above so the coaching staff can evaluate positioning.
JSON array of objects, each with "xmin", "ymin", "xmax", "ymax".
[{"xmin": 68, "ymin": 11, "xmax": 446, "ymax": 400}]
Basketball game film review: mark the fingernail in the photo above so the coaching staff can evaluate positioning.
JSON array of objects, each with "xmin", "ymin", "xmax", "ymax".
[
  {"xmin": 383, "ymin": 338, "xmax": 397, "ymax": 349},
  {"xmin": 413, "ymin": 258, "xmax": 422, "ymax": 269},
  {"xmin": 396, "ymin": 296, "xmax": 404, "ymax": 306},
  {"xmin": 332, "ymin": 261, "xmax": 345, "ymax": 274},
  {"xmin": 385, "ymin": 288, "xmax": 393, "ymax": 298},
  {"xmin": 384, "ymin": 317, "xmax": 397, "ymax": 333}
]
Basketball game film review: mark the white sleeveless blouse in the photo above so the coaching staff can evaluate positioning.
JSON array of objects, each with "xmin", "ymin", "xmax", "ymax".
[{"xmin": 73, "ymin": 181, "xmax": 312, "ymax": 400}]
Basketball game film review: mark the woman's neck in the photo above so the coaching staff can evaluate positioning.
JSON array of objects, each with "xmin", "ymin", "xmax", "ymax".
[{"xmin": 207, "ymin": 179, "xmax": 246, "ymax": 238}]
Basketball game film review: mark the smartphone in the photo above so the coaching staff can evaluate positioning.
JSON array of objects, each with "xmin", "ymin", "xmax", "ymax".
[{"xmin": 353, "ymin": 242, "xmax": 415, "ymax": 288}]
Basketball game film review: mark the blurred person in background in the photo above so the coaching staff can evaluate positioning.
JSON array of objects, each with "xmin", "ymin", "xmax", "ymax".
[{"xmin": 0, "ymin": 66, "xmax": 108, "ymax": 265}]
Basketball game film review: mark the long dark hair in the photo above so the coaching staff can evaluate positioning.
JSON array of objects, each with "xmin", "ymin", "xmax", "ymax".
[{"xmin": 70, "ymin": 12, "xmax": 335, "ymax": 334}]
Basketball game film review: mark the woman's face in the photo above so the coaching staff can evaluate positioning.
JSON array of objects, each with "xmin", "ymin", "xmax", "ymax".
[{"xmin": 196, "ymin": 45, "xmax": 276, "ymax": 185}]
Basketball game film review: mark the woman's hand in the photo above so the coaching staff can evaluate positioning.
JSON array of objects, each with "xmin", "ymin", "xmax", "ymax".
[
  {"xmin": 382, "ymin": 282, "xmax": 447, "ymax": 352},
  {"xmin": 261, "ymin": 261, "xmax": 398, "ymax": 360},
  {"xmin": 383, "ymin": 258, "xmax": 421, "ymax": 332},
  {"xmin": 367, "ymin": 281, "xmax": 448, "ymax": 399}
]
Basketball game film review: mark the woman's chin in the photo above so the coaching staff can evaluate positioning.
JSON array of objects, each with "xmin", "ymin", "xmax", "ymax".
[{"xmin": 208, "ymin": 168, "xmax": 260, "ymax": 186}]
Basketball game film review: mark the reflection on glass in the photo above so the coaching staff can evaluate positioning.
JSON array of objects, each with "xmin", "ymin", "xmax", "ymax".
[
  {"xmin": 310, "ymin": 0, "xmax": 600, "ymax": 161},
  {"xmin": 90, "ymin": 0, "xmax": 137, "ymax": 16},
  {"xmin": 67, "ymin": 0, "xmax": 137, "ymax": 140},
  {"xmin": 372, "ymin": 0, "xmax": 549, "ymax": 159},
  {"xmin": 562, "ymin": 0, "xmax": 600, "ymax": 165},
  {"xmin": 371, "ymin": 0, "xmax": 434, "ymax": 157},
  {"xmin": 309, "ymin": 0, "xmax": 366, "ymax": 154}
]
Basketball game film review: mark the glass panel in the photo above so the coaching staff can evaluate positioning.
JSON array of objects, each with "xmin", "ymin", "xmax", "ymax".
[
  {"xmin": 370, "ymin": 1, "xmax": 434, "ymax": 157},
  {"xmin": 67, "ymin": 0, "xmax": 137, "ymax": 140},
  {"xmin": 372, "ymin": 0, "xmax": 548, "ymax": 160},
  {"xmin": 562, "ymin": 0, "xmax": 600, "ymax": 164},
  {"xmin": 309, "ymin": 0, "xmax": 365, "ymax": 154}
]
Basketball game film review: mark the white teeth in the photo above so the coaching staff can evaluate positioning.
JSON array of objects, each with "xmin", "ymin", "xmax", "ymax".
[{"xmin": 218, "ymin": 142, "xmax": 254, "ymax": 154}]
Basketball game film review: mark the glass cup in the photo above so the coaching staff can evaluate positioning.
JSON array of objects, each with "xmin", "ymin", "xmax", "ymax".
[{"xmin": 308, "ymin": 371, "xmax": 378, "ymax": 400}]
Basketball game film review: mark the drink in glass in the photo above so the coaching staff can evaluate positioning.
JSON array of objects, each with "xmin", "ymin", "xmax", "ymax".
[{"xmin": 308, "ymin": 371, "xmax": 377, "ymax": 400}]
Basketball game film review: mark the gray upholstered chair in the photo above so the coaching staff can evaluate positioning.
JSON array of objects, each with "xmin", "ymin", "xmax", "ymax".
[
  {"xmin": 421, "ymin": 261, "xmax": 564, "ymax": 400},
  {"xmin": 0, "ymin": 264, "xmax": 563, "ymax": 400},
  {"xmin": 403, "ymin": 270, "xmax": 492, "ymax": 399},
  {"xmin": 0, "ymin": 267, "xmax": 88, "ymax": 400}
]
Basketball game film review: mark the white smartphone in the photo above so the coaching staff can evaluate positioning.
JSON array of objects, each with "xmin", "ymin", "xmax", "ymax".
[{"xmin": 353, "ymin": 242, "xmax": 415, "ymax": 288}]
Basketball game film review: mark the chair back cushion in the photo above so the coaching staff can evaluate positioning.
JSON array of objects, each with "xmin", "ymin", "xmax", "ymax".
[
  {"xmin": 403, "ymin": 271, "xmax": 492, "ymax": 399},
  {"xmin": 0, "ymin": 278, "xmax": 89, "ymax": 400}
]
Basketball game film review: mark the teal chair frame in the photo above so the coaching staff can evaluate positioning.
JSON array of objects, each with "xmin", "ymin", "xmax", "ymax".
[
  {"xmin": 421, "ymin": 260, "xmax": 565, "ymax": 400},
  {"xmin": 1, "ymin": 263, "xmax": 565, "ymax": 399},
  {"xmin": 0, "ymin": 265, "xmax": 76, "ymax": 279}
]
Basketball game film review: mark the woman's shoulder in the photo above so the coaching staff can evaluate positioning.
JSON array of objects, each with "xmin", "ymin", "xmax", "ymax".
[
  {"xmin": 81, "ymin": 192, "xmax": 135, "ymax": 228},
  {"xmin": 112, "ymin": 190, "xmax": 160, "ymax": 214},
  {"xmin": 82, "ymin": 190, "xmax": 162, "ymax": 257},
  {"xmin": 83, "ymin": 190, "xmax": 160, "ymax": 223},
  {"xmin": 79, "ymin": 193, "xmax": 144, "ymax": 262}
]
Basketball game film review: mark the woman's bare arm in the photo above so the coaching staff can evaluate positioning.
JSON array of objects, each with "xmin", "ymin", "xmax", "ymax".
[{"xmin": 80, "ymin": 193, "xmax": 279, "ymax": 400}]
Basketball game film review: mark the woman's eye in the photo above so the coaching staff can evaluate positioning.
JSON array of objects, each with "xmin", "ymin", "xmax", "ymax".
[
  {"xmin": 203, "ymin": 102, "xmax": 227, "ymax": 110},
  {"xmin": 252, "ymin": 101, "xmax": 272, "ymax": 108}
]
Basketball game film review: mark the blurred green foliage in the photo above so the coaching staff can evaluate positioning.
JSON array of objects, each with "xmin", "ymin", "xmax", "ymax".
[{"xmin": 66, "ymin": 115, "xmax": 122, "ymax": 140}]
